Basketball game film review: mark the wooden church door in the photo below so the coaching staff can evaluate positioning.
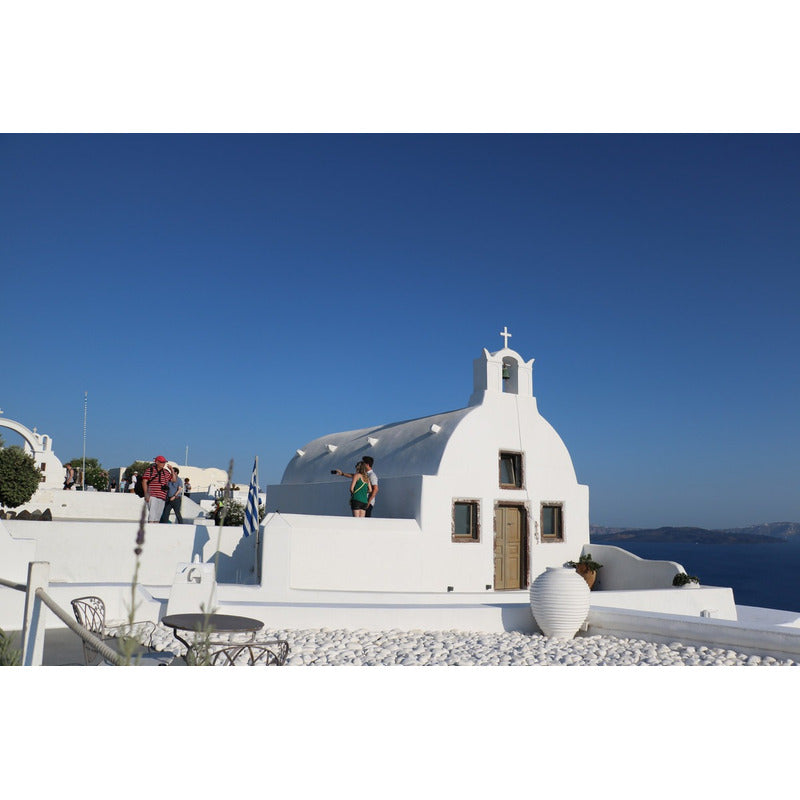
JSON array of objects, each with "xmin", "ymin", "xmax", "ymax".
[{"xmin": 494, "ymin": 504, "xmax": 527, "ymax": 590}]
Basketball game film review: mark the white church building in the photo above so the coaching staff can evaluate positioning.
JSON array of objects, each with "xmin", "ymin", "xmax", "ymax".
[{"xmin": 265, "ymin": 329, "xmax": 589, "ymax": 594}]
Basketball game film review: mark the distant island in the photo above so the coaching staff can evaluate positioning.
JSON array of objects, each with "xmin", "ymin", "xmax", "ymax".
[{"xmin": 589, "ymin": 521, "xmax": 800, "ymax": 545}]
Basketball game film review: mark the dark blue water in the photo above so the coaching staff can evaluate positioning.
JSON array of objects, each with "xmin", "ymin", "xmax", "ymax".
[{"xmin": 609, "ymin": 540, "xmax": 800, "ymax": 613}]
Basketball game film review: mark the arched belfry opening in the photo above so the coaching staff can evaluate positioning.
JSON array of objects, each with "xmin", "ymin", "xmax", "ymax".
[{"xmin": 502, "ymin": 356, "xmax": 520, "ymax": 394}]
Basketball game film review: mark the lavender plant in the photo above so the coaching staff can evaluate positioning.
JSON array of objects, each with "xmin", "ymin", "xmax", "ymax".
[{"xmin": 117, "ymin": 502, "xmax": 148, "ymax": 666}]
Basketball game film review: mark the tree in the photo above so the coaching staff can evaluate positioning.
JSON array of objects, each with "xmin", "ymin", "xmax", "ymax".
[
  {"xmin": 123, "ymin": 461, "xmax": 152, "ymax": 485},
  {"xmin": 0, "ymin": 446, "xmax": 42, "ymax": 508},
  {"xmin": 67, "ymin": 457, "xmax": 108, "ymax": 492}
]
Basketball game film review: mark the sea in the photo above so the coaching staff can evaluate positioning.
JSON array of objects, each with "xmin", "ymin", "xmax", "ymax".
[{"xmin": 609, "ymin": 539, "xmax": 800, "ymax": 613}]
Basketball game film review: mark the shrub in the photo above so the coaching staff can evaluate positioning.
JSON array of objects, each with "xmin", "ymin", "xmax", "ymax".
[
  {"xmin": 214, "ymin": 498, "xmax": 246, "ymax": 526},
  {"xmin": 0, "ymin": 446, "xmax": 42, "ymax": 508},
  {"xmin": 672, "ymin": 572, "xmax": 700, "ymax": 586},
  {"xmin": 566, "ymin": 553, "xmax": 603, "ymax": 572},
  {"xmin": 212, "ymin": 498, "xmax": 266, "ymax": 527},
  {"xmin": 67, "ymin": 457, "xmax": 108, "ymax": 491},
  {"xmin": 0, "ymin": 627, "xmax": 21, "ymax": 666}
]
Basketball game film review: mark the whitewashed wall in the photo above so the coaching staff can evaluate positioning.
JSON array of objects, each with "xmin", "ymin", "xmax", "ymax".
[
  {"xmin": 0, "ymin": 518, "xmax": 257, "ymax": 629},
  {"xmin": 267, "ymin": 475, "xmax": 423, "ymax": 520},
  {"xmin": 10, "ymin": 488, "xmax": 205, "ymax": 522},
  {"xmin": 417, "ymin": 392, "xmax": 590, "ymax": 589},
  {"xmin": 585, "ymin": 544, "xmax": 684, "ymax": 591},
  {"xmin": 2, "ymin": 519, "xmax": 255, "ymax": 583}
]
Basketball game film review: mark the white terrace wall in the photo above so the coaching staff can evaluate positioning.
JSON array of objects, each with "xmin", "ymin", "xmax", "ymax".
[
  {"xmin": 584, "ymin": 544, "xmax": 685, "ymax": 591},
  {"xmin": 268, "ymin": 475, "xmax": 424, "ymax": 521},
  {"xmin": 0, "ymin": 518, "xmax": 257, "ymax": 629},
  {"xmin": 589, "ymin": 587, "xmax": 737, "ymax": 620},
  {"xmin": 261, "ymin": 477, "xmax": 587, "ymax": 597},
  {"xmin": 269, "ymin": 514, "xmax": 428, "ymax": 591},
  {"xmin": 11, "ymin": 488, "xmax": 205, "ymax": 522},
  {"xmin": 263, "ymin": 466, "xmax": 587, "ymax": 596},
  {"xmin": 1, "ymin": 520, "xmax": 256, "ymax": 583}
]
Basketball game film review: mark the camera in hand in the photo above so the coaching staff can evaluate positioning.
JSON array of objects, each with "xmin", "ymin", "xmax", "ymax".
[{"xmin": 330, "ymin": 470, "xmax": 338, "ymax": 474}]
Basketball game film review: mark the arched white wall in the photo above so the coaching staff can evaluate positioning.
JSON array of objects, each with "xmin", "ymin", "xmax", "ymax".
[{"xmin": 0, "ymin": 418, "xmax": 64, "ymax": 489}]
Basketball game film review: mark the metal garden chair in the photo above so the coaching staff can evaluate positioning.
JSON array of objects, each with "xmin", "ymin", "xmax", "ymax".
[
  {"xmin": 205, "ymin": 641, "xmax": 290, "ymax": 666},
  {"xmin": 70, "ymin": 595, "xmax": 159, "ymax": 665}
]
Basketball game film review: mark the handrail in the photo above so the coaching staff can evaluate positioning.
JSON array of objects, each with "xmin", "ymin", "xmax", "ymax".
[
  {"xmin": 34, "ymin": 588, "xmax": 123, "ymax": 666},
  {"xmin": 3, "ymin": 564, "xmax": 126, "ymax": 665}
]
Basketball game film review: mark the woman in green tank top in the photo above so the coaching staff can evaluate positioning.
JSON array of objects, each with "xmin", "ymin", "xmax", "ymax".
[{"xmin": 349, "ymin": 461, "xmax": 371, "ymax": 517}]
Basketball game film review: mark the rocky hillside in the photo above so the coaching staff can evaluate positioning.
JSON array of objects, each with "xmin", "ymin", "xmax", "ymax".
[{"xmin": 589, "ymin": 522, "xmax": 800, "ymax": 544}]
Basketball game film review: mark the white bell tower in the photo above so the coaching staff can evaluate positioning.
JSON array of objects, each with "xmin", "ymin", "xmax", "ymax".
[{"xmin": 468, "ymin": 327, "xmax": 535, "ymax": 406}]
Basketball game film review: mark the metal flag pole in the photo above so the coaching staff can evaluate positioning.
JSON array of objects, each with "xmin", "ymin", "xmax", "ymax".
[
  {"xmin": 253, "ymin": 456, "xmax": 262, "ymax": 584},
  {"xmin": 81, "ymin": 391, "xmax": 87, "ymax": 491}
]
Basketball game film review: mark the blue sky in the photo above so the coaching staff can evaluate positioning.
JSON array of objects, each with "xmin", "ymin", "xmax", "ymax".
[{"xmin": 1, "ymin": 133, "xmax": 798, "ymax": 528}]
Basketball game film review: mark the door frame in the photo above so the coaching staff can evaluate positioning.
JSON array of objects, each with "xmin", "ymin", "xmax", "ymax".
[{"xmin": 493, "ymin": 502, "xmax": 530, "ymax": 590}]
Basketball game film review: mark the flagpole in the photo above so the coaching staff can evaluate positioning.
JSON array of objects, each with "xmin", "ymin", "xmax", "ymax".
[
  {"xmin": 253, "ymin": 456, "xmax": 261, "ymax": 584},
  {"xmin": 243, "ymin": 457, "xmax": 260, "ymax": 549},
  {"xmin": 81, "ymin": 391, "xmax": 87, "ymax": 491}
]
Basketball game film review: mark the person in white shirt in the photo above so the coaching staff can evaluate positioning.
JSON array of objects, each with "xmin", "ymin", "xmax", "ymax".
[{"xmin": 334, "ymin": 455, "xmax": 379, "ymax": 516}]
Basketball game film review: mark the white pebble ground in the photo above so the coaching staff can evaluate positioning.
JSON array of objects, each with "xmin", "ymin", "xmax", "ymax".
[{"xmin": 143, "ymin": 624, "xmax": 798, "ymax": 666}]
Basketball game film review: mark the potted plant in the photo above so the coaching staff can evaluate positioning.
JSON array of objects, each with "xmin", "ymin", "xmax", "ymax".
[
  {"xmin": 672, "ymin": 572, "xmax": 700, "ymax": 588},
  {"xmin": 565, "ymin": 553, "xmax": 603, "ymax": 590}
]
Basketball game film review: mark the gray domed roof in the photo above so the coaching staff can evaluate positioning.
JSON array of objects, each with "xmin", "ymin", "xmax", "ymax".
[{"xmin": 281, "ymin": 406, "xmax": 477, "ymax": 484}]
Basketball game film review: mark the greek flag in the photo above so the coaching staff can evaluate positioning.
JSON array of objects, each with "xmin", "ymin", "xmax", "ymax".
[{"xmin": 243, "ymin": 457, "xmax": 260, "ymax": 538}]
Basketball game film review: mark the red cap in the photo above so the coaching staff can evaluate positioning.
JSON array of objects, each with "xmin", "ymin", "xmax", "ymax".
[{"xmin": 154, "ymin": 455, "xmax": 167, "ymax": 463}]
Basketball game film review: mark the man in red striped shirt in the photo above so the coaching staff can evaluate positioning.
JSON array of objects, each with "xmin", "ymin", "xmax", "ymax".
[{"xmin": 142, "ymin": 455, "xmax": 174, "ymax": 523}]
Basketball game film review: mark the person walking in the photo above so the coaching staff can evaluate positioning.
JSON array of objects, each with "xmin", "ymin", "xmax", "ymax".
[
  {"xmin": 183, "ymin": 477, "xmax": 191, "ymax": 499},
  {"xmin": 142, "ymin": 456, "xmax": 173, "ymax": 523},
  {"xmin": 160, "ymin": 466, "xmax": 184, "ymax": 524}
]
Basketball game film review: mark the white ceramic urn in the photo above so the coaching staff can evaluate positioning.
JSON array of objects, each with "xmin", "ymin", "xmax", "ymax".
[{"xmin": 530, "ymin": 567, "xmax": 591, "ymax": 639}]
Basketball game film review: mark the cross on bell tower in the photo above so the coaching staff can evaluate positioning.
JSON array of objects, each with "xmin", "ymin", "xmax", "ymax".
[{"xmin": 500, "ymin": 326, "xmax": 512, "ymax": 348}]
